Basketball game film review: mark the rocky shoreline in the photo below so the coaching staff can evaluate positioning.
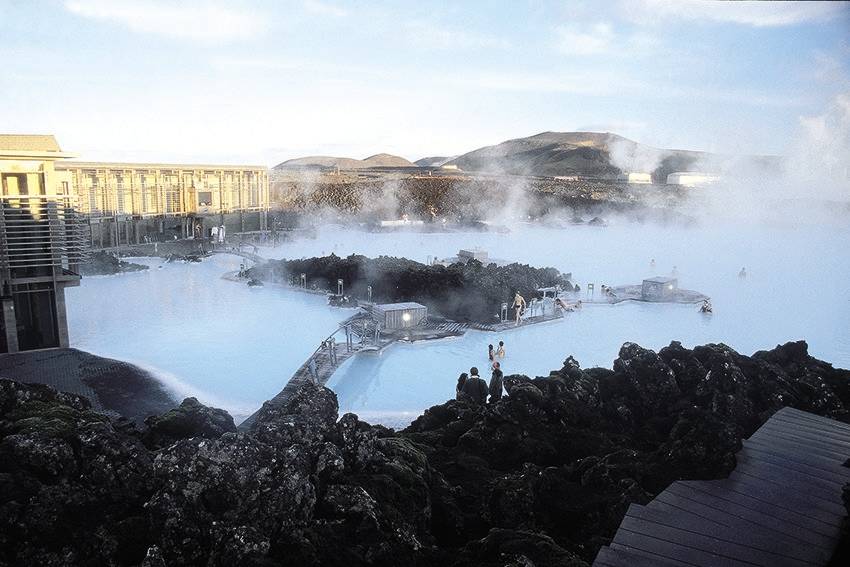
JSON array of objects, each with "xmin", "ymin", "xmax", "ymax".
[
  {"xmin": 79, "ymin": 250, "xmax": 149, "ymax": 276},
  {"xmin": 249, "ymin": 254, "xmax": 573, "ymax": 323},
  {"xmin": 0, "ymin": 340, "xmax": 848, "ymax": 566},
  {"xmin": 0, "ymin": 348, "xmax": 177, "ymax": 423}
]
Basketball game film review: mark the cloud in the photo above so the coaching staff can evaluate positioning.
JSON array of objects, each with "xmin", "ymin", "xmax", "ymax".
[
  {"xmin": 454, "ymin": 69, "xmax": 804, "ymax": 108},
  {"xmin": 554, "ymin": 22, "xmax": 615, "ymax": 55},
  {"xmin": 405, "ymin": 22, "xmax": 511, "ymax": 50},
  {"xmin": 577, "ymin": 121, "xmax": 648, "ymax": 134},
  {"xmin": 303, "ymin": 0, "xmax": 347, "ymax": 18},
  {"xmin": 63, "ymin": 0, "xmax": 266, "ymax": 42},
  {"xmin": 210, "ymin": 56, "xmax": 303, "ymax": 71},
  {"xmin": 554, "ymin": 21, "xmax": 658, "ymax": 56},
  {"xmin": 621, "ymin": 0, "xmax": 846, "ymax": 28}
]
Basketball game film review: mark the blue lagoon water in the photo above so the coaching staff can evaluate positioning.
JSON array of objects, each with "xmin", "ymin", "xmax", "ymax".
[{"xmin": 67, "ymin": 221, "xmax": 850, "ymax": 425}]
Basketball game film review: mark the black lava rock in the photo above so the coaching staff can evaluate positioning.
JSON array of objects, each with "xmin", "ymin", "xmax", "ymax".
[{"xmin": 1, "ymin": 339, "xmax": 849, "ymax": 566}]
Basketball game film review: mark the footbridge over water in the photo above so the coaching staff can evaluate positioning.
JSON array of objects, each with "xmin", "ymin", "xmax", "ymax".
[
  {"xmin": 211, "ymin": 246, "xmax": 267, "ymax": 265},
  {"xmin": 593, "ymin": 407, "xmax": 850, "ymax": 567},
  {"xmin": 237, "ymin": 311, "xmax": 392, "ymax": 431}
]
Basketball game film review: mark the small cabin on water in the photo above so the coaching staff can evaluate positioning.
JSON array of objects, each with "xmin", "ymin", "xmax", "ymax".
[
  {"xmin": 372, "ymin": 302, "xmax": 427, "ymax": 329},
  {"xmin": 641, "ymin": 277, "xmax": 678, "ymax": 301}
]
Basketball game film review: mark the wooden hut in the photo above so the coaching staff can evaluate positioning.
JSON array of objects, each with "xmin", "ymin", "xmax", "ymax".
[{"xmin": 372, "ymin": 302, "xmax": 427, "ymax": 329}]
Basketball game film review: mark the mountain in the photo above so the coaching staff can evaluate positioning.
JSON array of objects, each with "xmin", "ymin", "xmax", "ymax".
[
  {"xmin": 414, "ymin": 156, "xmax": 458, "ymax": 167},
  {"xmin": 447, "ymin": 131, "xmax": 707, "ymax": 180},
  {"xmin": 274, "ymin": 153, "xmax": 414, "ymax": 170}
]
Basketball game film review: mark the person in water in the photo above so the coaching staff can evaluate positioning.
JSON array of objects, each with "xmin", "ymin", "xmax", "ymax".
[
  {"xmin": 497, "ymin": 340, "xmax": 505, "ymax": 358},
  {"xmin": 461, "ymin": 367, "xmax": 489, "ymax": 405},
  {"xmin": 650, "ymin": 258, "xmax": 656, "ymax": 269},
  {"xmin": 700, "ymin": 298, "xmax": 713, "ymax": 313},
  {"xmin": 488, "ymin": 344, "xmax": 495, "ymax": 364},
  {"xmin": 554, "ymin": 297, "xmax": 564, "ymax": 315},
  {"xmin": 456, "ymin": 372, "xmax": 469, "ymax": 401},
  {"xmin": 739, "ymin": 267, "xmax": 747, "ymax": 279},
  {"xmin": 489, "ymin": 362, "xmax": 504, "ymax": 403},
  {"xmin": 513, "ymin": 292, "xmax": 527, "ymax": 326}
]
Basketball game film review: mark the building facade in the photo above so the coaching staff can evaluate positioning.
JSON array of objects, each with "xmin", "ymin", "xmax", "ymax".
[
  {"xmin": 55, "ymin": 162, "xmax": 270, "ymax": 246},
  {"xmin": 55, "ymin": 162, "xmax": 269, "ymax": 217},
  {"xmin": 1, "ymin": 135, "xmax": 86, "ymax": 353}
]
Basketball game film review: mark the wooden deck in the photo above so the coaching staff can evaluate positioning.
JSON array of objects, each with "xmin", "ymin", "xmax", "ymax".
[
  {"xmin": 471, "ymin": 311, "xmax": 566, "ymax": 332},
  {"xmin": 593, "ymin": 407, "xmax": 850, "ymax": 566}
]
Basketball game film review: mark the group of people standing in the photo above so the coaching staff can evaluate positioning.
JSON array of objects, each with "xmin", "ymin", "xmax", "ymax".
[{"xmin": 455, "ymin": 340, "xmax": 506, "ymax": 404}]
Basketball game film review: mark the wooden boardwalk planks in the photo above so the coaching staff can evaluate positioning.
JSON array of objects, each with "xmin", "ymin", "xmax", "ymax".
[{"xmin": 592, "ymin": 407, "xmax": 849, "ymax": 566}]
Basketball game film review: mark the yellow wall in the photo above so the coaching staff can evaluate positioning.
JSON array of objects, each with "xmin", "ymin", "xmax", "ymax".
[{"xmin": 55, "ymin": 163, "xmax": 269, "ymax": 217}]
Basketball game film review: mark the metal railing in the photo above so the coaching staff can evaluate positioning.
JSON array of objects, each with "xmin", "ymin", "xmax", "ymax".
[{"xmin": 0, "ymin": 195, "xmax": 89, "ymax": 271}]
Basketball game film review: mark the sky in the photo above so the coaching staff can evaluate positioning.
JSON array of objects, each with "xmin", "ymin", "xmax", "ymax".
[{"xmin": 1, "ymin": 0, "xmax": 849, "ymax": 165}]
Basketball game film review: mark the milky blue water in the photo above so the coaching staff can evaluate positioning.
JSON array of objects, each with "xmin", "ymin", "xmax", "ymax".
[{"xmin": 66, "ymin": 220, "xmax": 850, "ymax": 426}]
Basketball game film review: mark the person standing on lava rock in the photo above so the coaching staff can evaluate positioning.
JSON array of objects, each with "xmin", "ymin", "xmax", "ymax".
[
  {"xmin": 462, "ymin": 367, "xmax": 488, "ymax": 405},
  {"xmin": 489, "ymin": 362, "xmax": 504, "ymax": 403},
  {"xmin": 456, "ymin": 372, "xmax": 469, "ymax": 401}
]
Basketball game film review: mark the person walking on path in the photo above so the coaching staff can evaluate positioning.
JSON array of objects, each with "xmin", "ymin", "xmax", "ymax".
[
  {"xmin": 461, "ymin": 367, "xmax": 488, "ymax": 405},
  {"xmin": 489, "ymin": 362, "xmax": 504, "ymax": 403}
]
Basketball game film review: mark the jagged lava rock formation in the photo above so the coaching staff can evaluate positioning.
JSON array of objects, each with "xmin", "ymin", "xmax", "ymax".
[{"xmin": 0, "ymin": 340, "xmax": 848, "ymax": 566}]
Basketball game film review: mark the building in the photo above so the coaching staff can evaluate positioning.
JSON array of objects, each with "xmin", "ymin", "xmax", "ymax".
[
  {"xmin": 457, "ymin": 248, "xmax": 489, "ymax": 263},
  {"xmin": 617, "ymin": 172, "xmax": 652, "ymax": 184},
  {"xmin": 372, "ymin": 302, "xmax": 427, "ymax": 329},
  {"xmin": 666, "ymin": 171, "xmax": 720, "ymax": 187},
  {"xmin": 56, "ymin": 161, "xmax": 270, "ymax": 246},
  {"xmin": 1, "ymin": 135, "xmax": 87, "ymax": 353},
  {"xmin": 641, "ymin": 277, "xmax": 678, "ymax": 301}
]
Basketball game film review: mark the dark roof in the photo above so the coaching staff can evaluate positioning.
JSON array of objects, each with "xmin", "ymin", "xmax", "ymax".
[
  {"xmin": 373, "ymin": 302, "xmax": 427, "ymax": 312},
  {"xmin": 643, "ymin": 276, "xmax": 677, "ymax": 284}
]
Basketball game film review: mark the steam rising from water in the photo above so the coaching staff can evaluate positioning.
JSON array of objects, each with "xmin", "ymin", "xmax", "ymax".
[
  {"xmin": 792, "ymin": 92, "xmax": 850, "ymax": 199},
  {"xmin": 683, "ymin": 91, "xmax": 850, "ymax": 224},
  {"xmin": 608, "ymin": 136, "xmax": 664, "ymax": 175}
]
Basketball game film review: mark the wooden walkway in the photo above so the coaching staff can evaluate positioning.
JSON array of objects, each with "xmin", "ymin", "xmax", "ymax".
[
  {"xmin": 593, "ymin": 407, "xmax": 850, "ymax": 567},
  {"xmin": 211, "ymin": 248, "xmax": 267, "ymax": 264}
]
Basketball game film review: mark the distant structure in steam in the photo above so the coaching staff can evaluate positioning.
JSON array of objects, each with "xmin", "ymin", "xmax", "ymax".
[
  {"xmin": 641, "ymin": 277, "xmax": 678, "ymax": 301},
  {"xmin": 617, "ymin": 171, "xmax": 652, "ymax": 184},
  {"xmin": 666, "ymin": 172, "xmax": 720, "ymax": 187}
]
